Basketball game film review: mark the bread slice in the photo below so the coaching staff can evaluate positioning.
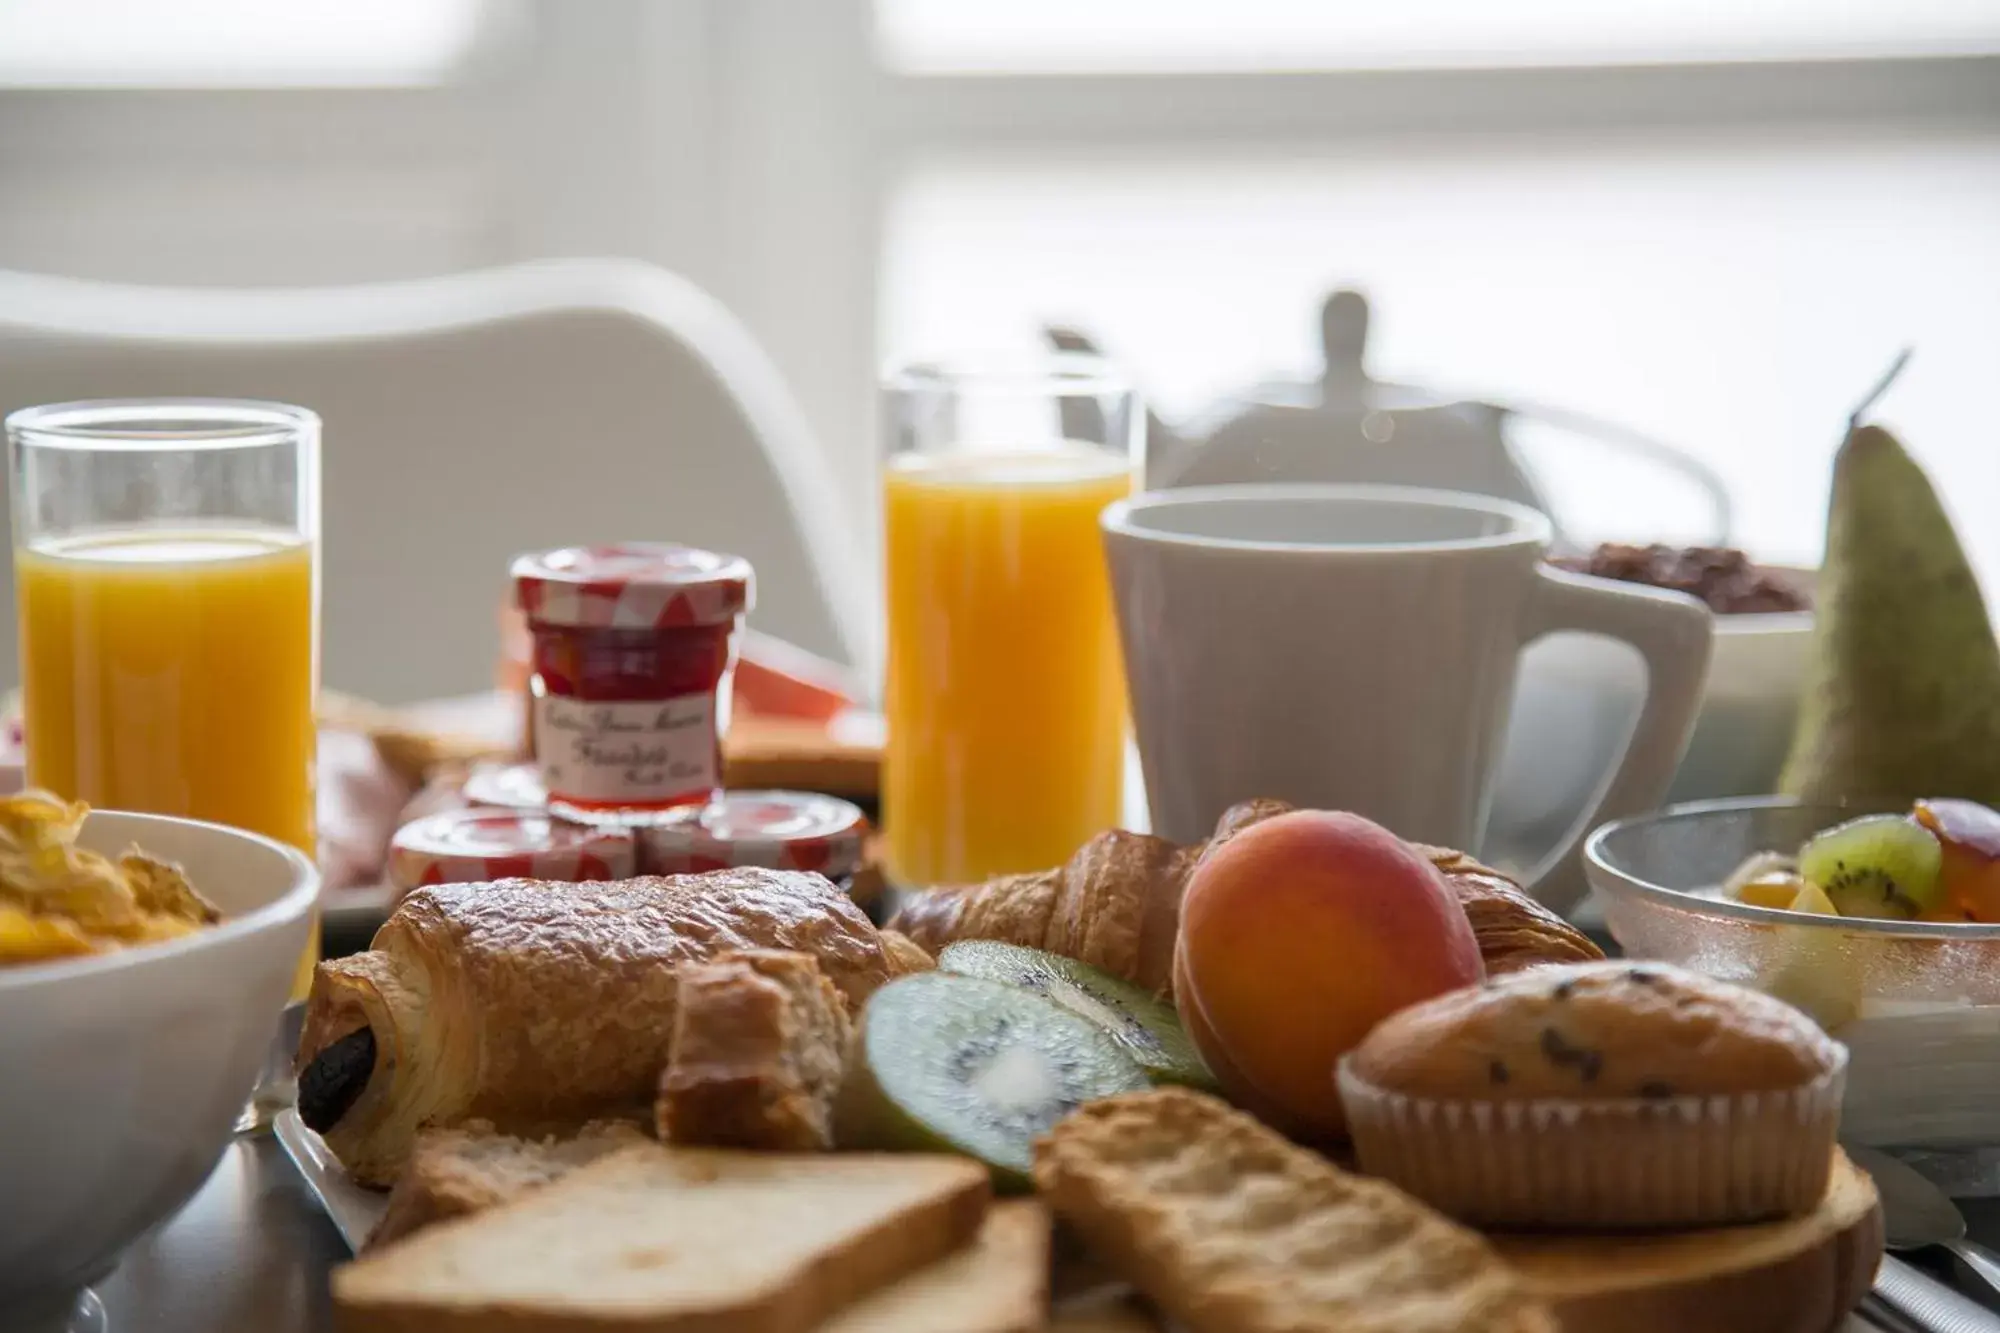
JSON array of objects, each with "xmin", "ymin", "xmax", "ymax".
[
  {"xmin": 656, "ymin": 950, "xmax": 852, "ymax": 1151},
  {"xmin": 367, "ymin": 1119, "xmax": 651, "ymax": 1250},
  {"xmin": 333, "ymin": 1143, "xmax": 990, "ymax": 1333},
  {"xmin": 1033, "ymin": 1088, "xmax": 1553, "ymax": 1333},
  {"xmin": 822, "ymin": 1201, "xmax": 1048, "ymax": 1333}
]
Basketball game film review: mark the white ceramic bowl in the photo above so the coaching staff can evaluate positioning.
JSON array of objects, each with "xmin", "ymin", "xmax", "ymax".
[
  {"xmin": 0, "ymin": 810, "xmax": 317, "ymax": 1324},
  {"xmin": 1487, "ymin": 573, "xmax": 1814, "ymax": 872}
]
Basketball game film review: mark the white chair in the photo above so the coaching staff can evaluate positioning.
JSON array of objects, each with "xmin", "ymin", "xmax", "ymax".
[{"xmin": 0, "ymin": 259, "xmax": 871, "ymax": 704}]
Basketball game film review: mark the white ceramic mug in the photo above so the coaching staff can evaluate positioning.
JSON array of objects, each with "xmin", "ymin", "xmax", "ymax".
[{"xmin": 1100, "ymin": 484, "xmax": 1713, "ymax": 911}]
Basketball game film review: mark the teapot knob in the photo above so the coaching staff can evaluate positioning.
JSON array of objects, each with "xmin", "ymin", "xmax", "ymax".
[{"xmin": 1321, "ymin": 289, "xmax": 1371, "ymax": 389}]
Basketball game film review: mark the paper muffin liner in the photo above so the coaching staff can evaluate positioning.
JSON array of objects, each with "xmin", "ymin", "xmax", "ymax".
[{"xmin": 1335, "ymin": 1048, "xmax": 1848, "ymax": 1231}]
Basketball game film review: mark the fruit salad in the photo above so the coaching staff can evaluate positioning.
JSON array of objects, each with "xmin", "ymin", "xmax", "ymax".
[{"xmin": 1723, "ymin": 799, "xmax": 2000, "ymax": 923}]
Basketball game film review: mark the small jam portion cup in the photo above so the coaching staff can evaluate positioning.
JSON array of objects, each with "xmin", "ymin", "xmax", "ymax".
[
  {"xmin": 512, "ymin": 543, "xmax": 754, "ymax": 820},
  {"xmin": 637, "ymin": 789, "xmax": 867, "ymax": 890},
  {"xmin": 388, "ymin": 808, "xmax": 636, "ymax": 901}
]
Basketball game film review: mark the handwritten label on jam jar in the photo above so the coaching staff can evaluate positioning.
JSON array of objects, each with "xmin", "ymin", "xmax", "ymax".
[
  {"xmin": 512, "ymin": 543, "xmax": 753, "ymax": 816},
  {"xmin": 535, "ymin": 693, "xmax": 718, "ymax": 807}
]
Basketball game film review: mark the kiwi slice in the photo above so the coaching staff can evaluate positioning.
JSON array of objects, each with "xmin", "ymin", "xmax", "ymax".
[
  {"xmin": 1798, "ymin": 814, "xmax": 1944, "ymax": 919},
  {"xmin": 839, "ymin": 971, "xmax": 1147, "ymax": 1191},
  {"xmin": 937, "ymin": 940, "xmax": 1218, "ymax": 1091}
]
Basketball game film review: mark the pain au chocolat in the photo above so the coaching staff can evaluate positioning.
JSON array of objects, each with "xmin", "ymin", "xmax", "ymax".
[{"xmin": 295, "ymin": 870, "xmax": 897, "ymax": 1187}]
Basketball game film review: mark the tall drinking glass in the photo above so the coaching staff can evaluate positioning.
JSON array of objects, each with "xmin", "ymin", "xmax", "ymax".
[
  {"xmin": 882, "ymin": 357, "xmax": 1141, "ymax": 886},
  {"xmin": 8, "ymin": 400, "xmax": 321, "ymax": 1001}
]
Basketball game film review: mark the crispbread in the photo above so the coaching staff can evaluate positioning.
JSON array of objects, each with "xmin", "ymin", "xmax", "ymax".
[
  {"xmin": 367, "ymin": 1118, "xmax": 649, "ymax": 1249},
  {"xmin": 823, "ymin": 1201, "xmax": 1049, "ymax": 1333},
  {"xmin": 333, "ymin": 1143, "xmax": 990, "ymax": 1333},
  {"xmin": 1032, "ymin": 1088, "xmax": 1554, "ymax": 1333}
]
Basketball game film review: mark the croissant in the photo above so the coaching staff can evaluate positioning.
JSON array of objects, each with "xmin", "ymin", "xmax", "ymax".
[
  {"xmin": 1415, "ymin": 844, "xmax": 1606, "ymax": 976},
  {"xmin": 889, "ymin": 801, "xmax": 1600, "ymax": 993},
  {"xmin": 295, "ymin": 869, "xmax": 893, "ymax": 1187},
  {"xmin": 889, "ymin": 799, "xmax": 1291, "ymax": 996}
]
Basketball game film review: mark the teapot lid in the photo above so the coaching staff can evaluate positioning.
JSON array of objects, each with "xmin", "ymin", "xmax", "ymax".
[{"xmin": 1235, "ymin": 290, "xmax": 1452, "ymax": 414}]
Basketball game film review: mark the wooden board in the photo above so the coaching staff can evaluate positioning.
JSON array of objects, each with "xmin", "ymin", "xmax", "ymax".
[
  {"xmin": 1045, "ymin": 1151, "xmax": 1882, "ymax": 1333},
  {"xmin": 1493, "ymin": 1149, "xmax": 1883, "ymax": 1333}
]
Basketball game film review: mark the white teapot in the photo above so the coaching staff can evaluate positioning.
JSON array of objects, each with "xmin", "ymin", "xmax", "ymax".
[{"xmin": 1054, "ymin": 289, "xmax": 1731, "ymax": 549}]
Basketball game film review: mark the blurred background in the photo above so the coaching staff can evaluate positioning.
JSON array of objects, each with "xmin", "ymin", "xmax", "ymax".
[{"xmin": 0, "ymin": 0, "xmax": 1996, "ymax": 692}]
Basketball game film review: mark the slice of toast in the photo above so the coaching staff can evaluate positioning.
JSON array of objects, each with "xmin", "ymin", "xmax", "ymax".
[
  {"xmin": 1033, "ymin": 1088, "xmax": 1553, "ymax": 1333},
  {"xmin": 656, "ymin": 950, "xmax": 852, "ymax": 1151},
  {"xmin": 823, "ymin": 1201, "xmax": 1049, "ymax": 1333},
  {"xmin": 333, "ymin": 1143, "xmax": 990, "ymax": 1333},
  {"xmin": 367, "ymin": 1119, "xmax": 651, "ymax": 1250}
]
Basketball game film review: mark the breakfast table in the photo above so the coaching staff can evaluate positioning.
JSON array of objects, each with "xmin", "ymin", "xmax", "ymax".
[
  {"xmin": 20, "ymin": 708, "xmax": 2000, "ymax": 1332},
  {"xmin": 91, "ymin": 893, "xmax": 2000, "ymax": 1333},
  {"xmin": 23, "ymin": 378, "xmax": 2000, "ymax": 1331},
  {"xmin": 94, "ymin": 1134, "xmax": 342, "ymax": 1333},
  {"xmin": 79, "ymin": 781, "xmax": 2000, "ymax": 1333}
]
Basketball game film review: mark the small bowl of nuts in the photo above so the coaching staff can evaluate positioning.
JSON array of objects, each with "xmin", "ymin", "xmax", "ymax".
[{"xmin": 1490, "ymin": 547, "xmax": 1814, "ymax": 878}]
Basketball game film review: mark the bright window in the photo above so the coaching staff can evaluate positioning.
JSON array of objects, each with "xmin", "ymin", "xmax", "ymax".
[
  {"xmin": 877, "ymin": 0, "xmax": 2000, "ymax": 72},
  {"xmin": 0, "ymin": 0, "xmax": 496, "ymax": 88}
]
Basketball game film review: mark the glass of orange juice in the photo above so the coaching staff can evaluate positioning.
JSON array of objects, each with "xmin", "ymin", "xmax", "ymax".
[
  {"xmin": 882, "ymin": 357, "xmax": 1141, "ymax": 886},
  {"xmin": 7, "ymin": 400, "xmax": 320, "ymax": 1004}
]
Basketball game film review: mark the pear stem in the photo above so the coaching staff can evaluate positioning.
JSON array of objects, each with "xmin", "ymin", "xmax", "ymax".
[{"xmin": 1849, "ymin": 348, "xmax": 1914, "ymax": 431}]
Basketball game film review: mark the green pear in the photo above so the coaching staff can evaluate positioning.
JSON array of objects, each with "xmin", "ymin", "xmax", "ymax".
[{"xmin": 1779, "ymin": 424, "xmax": 2000, "ymax": 807}]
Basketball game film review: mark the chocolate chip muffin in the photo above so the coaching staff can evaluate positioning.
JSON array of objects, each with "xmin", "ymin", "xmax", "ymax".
[{"xmin": 1337, "ymin": 961, "xmax": 1846, "ymax": 1231}]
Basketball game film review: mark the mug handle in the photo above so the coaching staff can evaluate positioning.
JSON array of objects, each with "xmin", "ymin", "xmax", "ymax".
[{"xmin": 1514, "ymin": 566, "xmax": 1714, "ymax": 914}]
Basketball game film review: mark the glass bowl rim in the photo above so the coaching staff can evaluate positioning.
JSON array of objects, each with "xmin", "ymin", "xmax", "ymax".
[{"xmin": 1583, "ymin": 793, "xmax": 2000, "ymax": 940}]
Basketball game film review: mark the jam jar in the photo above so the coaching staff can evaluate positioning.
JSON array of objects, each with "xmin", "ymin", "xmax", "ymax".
[{"xmin": 511, "ymin": 543, "xmax": 754, "ymax": 820}]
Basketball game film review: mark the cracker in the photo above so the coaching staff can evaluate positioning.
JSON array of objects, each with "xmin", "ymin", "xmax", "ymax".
[{"xmin": 1033, "ymin": 1088, "xmax": 1553, "ymax": 1333}]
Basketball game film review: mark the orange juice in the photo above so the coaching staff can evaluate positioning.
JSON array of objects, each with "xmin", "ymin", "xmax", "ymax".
[
  {"xmin": 883, "ymin": 447, "xmax": 1131, "ymax": 884},
  {"xmin": 18, "ymin": 528, "xmax": 319, "ymax": 995}
]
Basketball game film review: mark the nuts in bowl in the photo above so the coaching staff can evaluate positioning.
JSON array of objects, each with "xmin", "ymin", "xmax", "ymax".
[{"xmin": 0, "ymin": 805, "xmax": 316, "ymax": 1320}]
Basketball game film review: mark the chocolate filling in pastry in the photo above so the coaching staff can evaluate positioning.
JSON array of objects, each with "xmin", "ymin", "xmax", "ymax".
[{"xmin": 299, "ymin": 1028, "xmax": 377, "ymax": 1133}]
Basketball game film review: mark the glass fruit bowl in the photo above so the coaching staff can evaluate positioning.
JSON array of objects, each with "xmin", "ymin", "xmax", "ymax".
[{"xmin": 1585, "ymin": 796, "xmax": 2000, "ymax": 1148}]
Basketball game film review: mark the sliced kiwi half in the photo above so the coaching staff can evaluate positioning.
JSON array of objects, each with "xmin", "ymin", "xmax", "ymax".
[
  {"xmin": 1798, "ymin": 813, "xmax": 1944, "ymax": 919},
  {"xmin": 838, "ymin": 971, "xmax": 1148, "ymax": 1191},
  {"xmin": 937, "ymin": 939, "xmax": 1218, "ymax": 1092}
]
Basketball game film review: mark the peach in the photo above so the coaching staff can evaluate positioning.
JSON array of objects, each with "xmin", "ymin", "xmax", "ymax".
[{"xmin": 1175, "ymin": 809, "xmax": 1483, "ymax": 1139}]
